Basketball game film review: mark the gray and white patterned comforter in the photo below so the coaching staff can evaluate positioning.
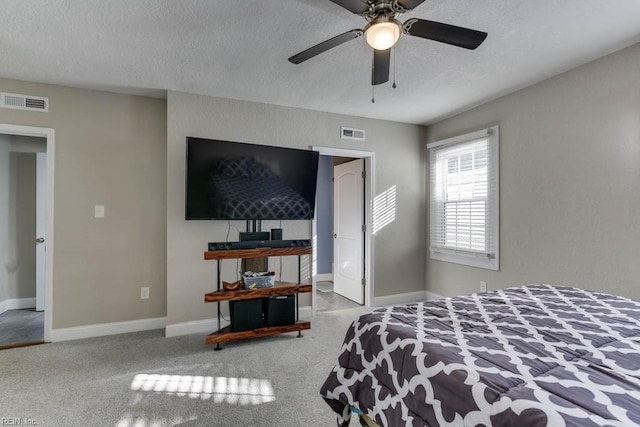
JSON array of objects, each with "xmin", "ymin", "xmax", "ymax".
[{"xmin": 320, "ymin": 285, "xmax": 640, "ymax": 426}]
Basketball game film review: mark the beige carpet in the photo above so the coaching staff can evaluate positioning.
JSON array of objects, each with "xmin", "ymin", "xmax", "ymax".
[{"xmin": 0, "ymin": 306, "xmax": 372, "ymax": 426}]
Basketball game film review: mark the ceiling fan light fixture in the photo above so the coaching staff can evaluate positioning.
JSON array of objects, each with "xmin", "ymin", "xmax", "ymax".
[{"xmin": 365, "ymin": 20, "xmax": 401, "ymax": 50}]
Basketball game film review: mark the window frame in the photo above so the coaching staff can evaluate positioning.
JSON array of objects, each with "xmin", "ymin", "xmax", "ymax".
[{"xmin": 427, "ymin": 126, "xmax": 499, "ymax": 271}]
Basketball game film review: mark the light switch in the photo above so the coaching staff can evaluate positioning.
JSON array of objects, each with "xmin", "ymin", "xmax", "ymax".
[{"xmin": 95, "ymin": 205, "xmax": 105, "ymax": 218}]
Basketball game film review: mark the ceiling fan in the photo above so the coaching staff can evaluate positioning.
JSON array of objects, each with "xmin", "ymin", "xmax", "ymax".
[{"xmin": 288, "ymin": 0, "xmax": 488, "ymax": 86}]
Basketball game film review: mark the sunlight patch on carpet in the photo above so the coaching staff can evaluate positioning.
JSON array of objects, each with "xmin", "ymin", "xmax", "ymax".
[
  {"xmin": 116, "ymin": 414, "xmax": 198, "ymax": 427},
  {"xmin": 130, "ymin": 374, "xmax": 275, "ymax": 405}
]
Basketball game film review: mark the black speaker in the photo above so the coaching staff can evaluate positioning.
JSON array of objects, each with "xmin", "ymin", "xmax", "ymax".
[
  {"xmin": 240, "ymin": 231, "xmax": 270, "ymax": 242},
  {"xmin": 229, "ymin": 299, "xmax": 264, "ymax": 332},
  {"xmin": 264, "ymin": 295, "xmax": 295, "ymax": 327},
  {"xmin": 270, "ymin": 228, "xmax": 283, "ymax": 240},
  {"xmin": 208, "ymin": 239, "xmax": 312, "ymax": 251}
]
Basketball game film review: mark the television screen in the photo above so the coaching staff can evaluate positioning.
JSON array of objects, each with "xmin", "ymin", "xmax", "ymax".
[{"xmin": 186, "ymin": 137, "xmax": 320, "ymax": 220}]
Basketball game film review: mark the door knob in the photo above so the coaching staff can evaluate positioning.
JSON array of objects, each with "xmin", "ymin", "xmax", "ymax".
[{"xmin": 36, "ymin": 237, "xmax": 45, "ymax": 244}]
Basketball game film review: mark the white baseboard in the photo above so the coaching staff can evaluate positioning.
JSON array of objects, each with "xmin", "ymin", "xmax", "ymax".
[
  {"xmin": 0, "ymin": 297, "xmax": 36, "ymax": 315},
  {"xmin": 426, "ymin": 290, "xmax": 445, "ymax": 300},
  {"xmin": 373, "ymin": 291, "xmax": 429, "ymax": 307},
  {"xmin": 165, "ymin": 306, "xmax": 314, "ymax": 338},
  {"xmin": 315, "ymin": 273, "xmax": 333, "ymax": 282},
  {"xmin": 371, "ymin": 290, "xmax": 445, "ymax": 308},
  {"xmin": 50, "ymin": 317, "xmax": 166, "ymax": 342},
  {"xmin": 165, "ymin": 318, "xmax": 224, "ymax": 338}
]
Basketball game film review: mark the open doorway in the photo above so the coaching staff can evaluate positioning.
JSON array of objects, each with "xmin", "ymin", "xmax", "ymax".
[
  {"xmin": 0, "ymin": 124, "xmax": 54, "ymax": 349},
  {"xmin": 312, "ymin": 147, "xmax": 374, "ymax": 314}
]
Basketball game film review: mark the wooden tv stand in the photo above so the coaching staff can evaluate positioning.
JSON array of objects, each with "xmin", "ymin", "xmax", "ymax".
[{"xmin": 203, "ymin": 246, "xmax": 312, "ymax": 350}]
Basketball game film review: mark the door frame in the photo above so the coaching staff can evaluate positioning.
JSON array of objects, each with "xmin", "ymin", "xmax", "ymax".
[
  {"xmin": 0, "ymin": 124, "xmax": 55, "ymax": 342},
  {"xmin": 311, "ymin": 146, "xmax": 374, "ymax": 315}
]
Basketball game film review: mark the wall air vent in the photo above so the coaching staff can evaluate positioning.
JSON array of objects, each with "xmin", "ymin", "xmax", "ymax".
[
  {"xmin": 341, "ymin": 126, "xmax": 365, "ymax": 141},
  {"xmin": 1, "ymin": 92, "xmax": 49, "ymax": 112}
]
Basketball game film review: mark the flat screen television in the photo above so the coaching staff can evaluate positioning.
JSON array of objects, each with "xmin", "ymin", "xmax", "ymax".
[{"xmin": 186, "ymin": 137, "xmax": 320, "ymax": 220}]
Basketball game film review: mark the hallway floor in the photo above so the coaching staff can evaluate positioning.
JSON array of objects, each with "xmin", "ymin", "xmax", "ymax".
[
  {"xmin": 316, "ymin": 281, "xmax": 362, "ymax": 313},
  {"xmin": 0, "ymin": 308, "xmax": 44, "ymax": 348}
]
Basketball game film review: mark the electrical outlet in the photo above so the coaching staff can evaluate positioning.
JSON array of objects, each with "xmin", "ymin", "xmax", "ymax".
[
  {"xmin": 141, "ymin": 287, "xmax": 150, "ymax": 299},
  {"xmin": 480, "ymin": 281, "xmax": 487, "ymax": 293},
  {"xmin": 94, "ymin": 205, "xmax": 105, "ymax": 218}
]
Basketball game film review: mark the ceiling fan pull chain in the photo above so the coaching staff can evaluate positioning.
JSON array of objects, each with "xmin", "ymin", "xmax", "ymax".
[
  {"xmin": 392, "ymin": 44, "xmax": 397, "ymax": 89},
  {"xmin": 371, "ymin": 51, "xmax": 376, "ymax": 103}
]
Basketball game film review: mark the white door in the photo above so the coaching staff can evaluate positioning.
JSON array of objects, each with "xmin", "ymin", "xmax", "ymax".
[
  {"xmin": 333, "ymin": 159, "xmax": 364, "ymax": 304},
  {"xmin": 35, "ymin": 152, "xmax": 46, "ymax": 311}
]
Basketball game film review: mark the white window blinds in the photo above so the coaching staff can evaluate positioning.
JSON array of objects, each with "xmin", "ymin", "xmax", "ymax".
[{"xmin": 428, "ymin": 126, "xmax": 499, "ymax": 270}]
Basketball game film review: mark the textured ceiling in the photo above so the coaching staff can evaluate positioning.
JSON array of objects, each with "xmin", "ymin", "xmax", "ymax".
[{"xmin": 1, "ymin": 1, "xmax": 640, "ymax": 125}]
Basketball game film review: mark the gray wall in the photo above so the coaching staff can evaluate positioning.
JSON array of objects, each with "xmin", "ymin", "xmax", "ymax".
[
  {"xmin": 0, "ymin": 77, "xmax": 167, "ymax": 329},
  {"xmin": 0, "ymin": 135, "xmax": 46, "ymax": 304},
  {"xmin": 8, "ymin": 137, "xmax": 46, "ymax": 301},
  {"xmin": 12, "ymin": 135, "xmax": 47, "ymax": 153},
  {"xmin": 10, "ymin": 152, "xmax": 37, "ymax": 299},
  {"xmin": 426, "ymin": 42, "xmax": 640, "ymax": 299},
  {"xmin": 167, "ymin": 91, "xmax": 427, "ymax": 325},
  {"xmin": 316, "ymin": 155, "xmax": 333, "ymax": 275},
  {"xmin": 0, "ymin": 134, "xmax": 9, "ymax": 303}
]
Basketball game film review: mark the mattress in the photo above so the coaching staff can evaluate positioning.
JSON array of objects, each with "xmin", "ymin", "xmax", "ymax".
[{"xmin": 320, "ymin": 284, "xmax": 640, "ymax": 426}]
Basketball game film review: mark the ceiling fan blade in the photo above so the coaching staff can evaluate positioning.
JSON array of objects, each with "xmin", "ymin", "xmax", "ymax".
[
  {"xmin": 288, "ymin": 30, "xmax": 363, "ymax": 64},
  {"xmin": 404, "ymin": 18, "xmax": 487, "ymax": 50},
  {"xmin": 372, "ymin": 48, "xmax": 390, "ymax": 86},
  {"xmin": 395, "ymin": 0, "xmax": 426, "ymax": 11},
  {"xmin": 329, "ymin": 0, "xmax": 370, "ymax": 14}
]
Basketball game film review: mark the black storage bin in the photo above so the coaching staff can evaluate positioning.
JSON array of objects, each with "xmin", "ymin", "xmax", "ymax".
[
  {"xmin": 265, "ymin": 295, "xmax": 296, "ymax": 327},
  {"xmin": 229, "ymin": 299, "xmax": 264, "ymax": 332}
]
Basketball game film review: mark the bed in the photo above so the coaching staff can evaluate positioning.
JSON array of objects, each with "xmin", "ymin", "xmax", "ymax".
[
  {"xmin": 320, "ymin": 284, "xmax": 640, "ymax": 426},
  {"xmin": 207, "ymin": 157, "xmax": 312, "ymax": 219}
]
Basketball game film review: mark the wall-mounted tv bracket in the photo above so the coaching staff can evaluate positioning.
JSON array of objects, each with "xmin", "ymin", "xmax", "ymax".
[{"xmin": 247, "ymin": 219, "xmax": 262, "ymax": 232}]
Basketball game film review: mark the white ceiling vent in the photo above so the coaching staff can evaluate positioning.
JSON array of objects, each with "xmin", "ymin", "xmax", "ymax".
[
  {"xmin": 1, "ymin": 92, "xmax": 49, "ymax": 112},
  {"xmin": 341, "ymin": 126, "xmax": 365, "ymax": 141}
]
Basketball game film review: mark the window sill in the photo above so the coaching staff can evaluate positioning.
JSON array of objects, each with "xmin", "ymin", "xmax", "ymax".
[{"xmin": 430, "ymin": 250, "xmax": 499, "ymax": 271}]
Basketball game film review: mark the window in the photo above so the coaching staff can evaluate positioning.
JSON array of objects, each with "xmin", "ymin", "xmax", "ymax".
[{"xmin": 428, "ymin": 126, "xmax": 499, "ymax": 270}]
